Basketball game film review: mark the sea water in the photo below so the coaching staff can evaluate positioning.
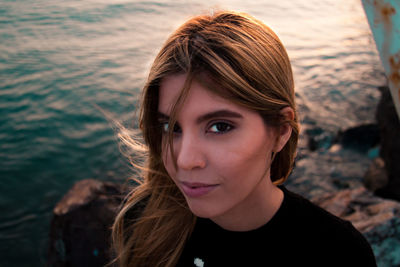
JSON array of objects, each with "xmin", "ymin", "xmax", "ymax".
[{"xmin": 0, "ymin": 0, "xmax": 385, "ymax": 265}]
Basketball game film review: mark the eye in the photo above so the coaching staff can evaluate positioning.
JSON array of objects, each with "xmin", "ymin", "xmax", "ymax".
[
  {"xmin": 161, "ymin": 122, "xmax": 182, "ymax": 134},
  {"xmin": 208, "ymin": 122, "xmax": 234, "ymax": 134}
]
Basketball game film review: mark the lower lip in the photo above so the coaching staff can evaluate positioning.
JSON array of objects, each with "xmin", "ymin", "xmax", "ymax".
[{"xmin": 181, "ymin": 183, "xmax": 218, "ymax": 198}]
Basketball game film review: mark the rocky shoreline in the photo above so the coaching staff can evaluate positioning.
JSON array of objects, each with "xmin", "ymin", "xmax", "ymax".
[
  {"xmin": 47, "ymin": 86, "xmax": 400, "ymax": 266},
  {"xmin": 47, "ymin": 179, "xmax": 125, "ymax": 267}
]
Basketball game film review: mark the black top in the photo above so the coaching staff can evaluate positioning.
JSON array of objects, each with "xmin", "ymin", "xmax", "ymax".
[{"xmin": 176, "ymin": 186, "xmax": 376, "ymax": 267}]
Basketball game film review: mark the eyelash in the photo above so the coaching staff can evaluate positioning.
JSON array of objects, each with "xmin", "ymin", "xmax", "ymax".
[{"xmin": 159, "ymin": 121, "xmax": 235, "ymax": 135}]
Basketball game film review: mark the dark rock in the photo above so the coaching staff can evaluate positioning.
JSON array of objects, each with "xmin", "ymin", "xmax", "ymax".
[
  {"xmin": 364, "ymin": 157, "xmax": 388, "ymax": 192},
  {"xmin": 305, "ymin": 127, "xmax": 333, "ymax": 151},
  {"xmin": 336, "ymin": 124, "xmax": 380, "ymax": 153},
  {"xmin": 307, "ymin": 136, "xmax": 319, "ymax": 152},
  {"xmin": 305, "ymin": 122, "xmax": 380, "ymax": 154},
  {"xmin": 375, "ymin": 86, "xmax": 400, "ymax": 201},
  {"xmin": 47, "ymin": 179, "xmax": 125, "ymax": 267}
]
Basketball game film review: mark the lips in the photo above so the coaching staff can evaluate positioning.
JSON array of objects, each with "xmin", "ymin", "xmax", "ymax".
[{"xmin": 180, "ymin": 181, "xmax": 219, "ymax": 198}]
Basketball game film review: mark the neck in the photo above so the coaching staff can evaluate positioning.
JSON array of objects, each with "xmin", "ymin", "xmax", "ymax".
[{"xmin": 211, "ymin": 180, "xmax": 284, "ymax": 232}]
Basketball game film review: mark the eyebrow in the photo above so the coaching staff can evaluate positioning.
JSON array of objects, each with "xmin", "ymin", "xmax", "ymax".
[{"xmin": 157, "ymin": 109, "xmax": 243, "ymax": 124}]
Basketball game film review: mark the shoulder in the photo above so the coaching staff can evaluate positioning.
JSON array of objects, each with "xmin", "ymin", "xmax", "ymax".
[
  {"xmin": 280, "ymin": 186, "xmax": 376, "ymax": 266},
  {"xmin": 281, "ymin": 186, "xmax": 363, "ymax": 239},
  {"xmin": 282, "ymin": 186, "xmax": 352, "ymax": 228}
]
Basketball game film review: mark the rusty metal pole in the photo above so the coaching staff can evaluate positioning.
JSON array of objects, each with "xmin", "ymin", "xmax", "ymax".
[{"xmin": 362, "ymin": 0, "xmax": 400, "ymax": 121}]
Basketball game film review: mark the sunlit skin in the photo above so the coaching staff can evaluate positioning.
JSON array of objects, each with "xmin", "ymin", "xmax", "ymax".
[{"xmin": 158, "ymin": 73, "xmax": 293, "ymax": 231}]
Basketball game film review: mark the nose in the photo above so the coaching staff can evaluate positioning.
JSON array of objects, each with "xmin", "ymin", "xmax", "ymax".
[{"xmin": 176, "ymin": 134, "xmax": 206, "ymax": 170}]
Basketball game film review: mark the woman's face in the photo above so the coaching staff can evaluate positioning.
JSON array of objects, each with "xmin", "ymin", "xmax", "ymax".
[{"xmin": 158, "ymin": 73, "xmax": 282, "ymax": 230}]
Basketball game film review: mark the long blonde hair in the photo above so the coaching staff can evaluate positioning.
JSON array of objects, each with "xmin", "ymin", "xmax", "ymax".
[{"xmin": 112, "ymin": 10, "xmax": 299, "ymax": 267}]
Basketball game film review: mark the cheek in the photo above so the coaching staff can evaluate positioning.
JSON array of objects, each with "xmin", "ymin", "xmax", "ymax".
[
  {"xmin": 212, "ymin": 139, "xmax": 273, "ymax": 179},
  {"xmin": 220, "ymin": 150, "xmax": 269, "ymax": 174}
]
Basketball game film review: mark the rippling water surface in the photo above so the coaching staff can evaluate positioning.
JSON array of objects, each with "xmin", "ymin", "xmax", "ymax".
[{"xmin": 0, "ymin": 0, "xmax": 385, "ymax": 265}]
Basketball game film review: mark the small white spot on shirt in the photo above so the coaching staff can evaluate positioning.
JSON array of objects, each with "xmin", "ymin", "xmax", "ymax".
[{"xmin": 194, "ymin": 257, "xmax": 204, "ymax": 267}]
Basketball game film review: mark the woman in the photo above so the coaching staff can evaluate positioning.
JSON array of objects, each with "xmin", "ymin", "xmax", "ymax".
[{"xmin": 112, "ymin": 10, "xmax": 376, "ymax": 267}]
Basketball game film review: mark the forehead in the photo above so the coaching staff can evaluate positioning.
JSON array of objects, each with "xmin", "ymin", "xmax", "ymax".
[{"xmin": 158, "ymin": 73, "xmax": 240, "ymax": 115}]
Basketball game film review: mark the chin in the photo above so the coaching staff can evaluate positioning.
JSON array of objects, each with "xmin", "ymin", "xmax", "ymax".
[{"xmin": 187, "ymin": 201, "xmax": 222, "ymax": 219}]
